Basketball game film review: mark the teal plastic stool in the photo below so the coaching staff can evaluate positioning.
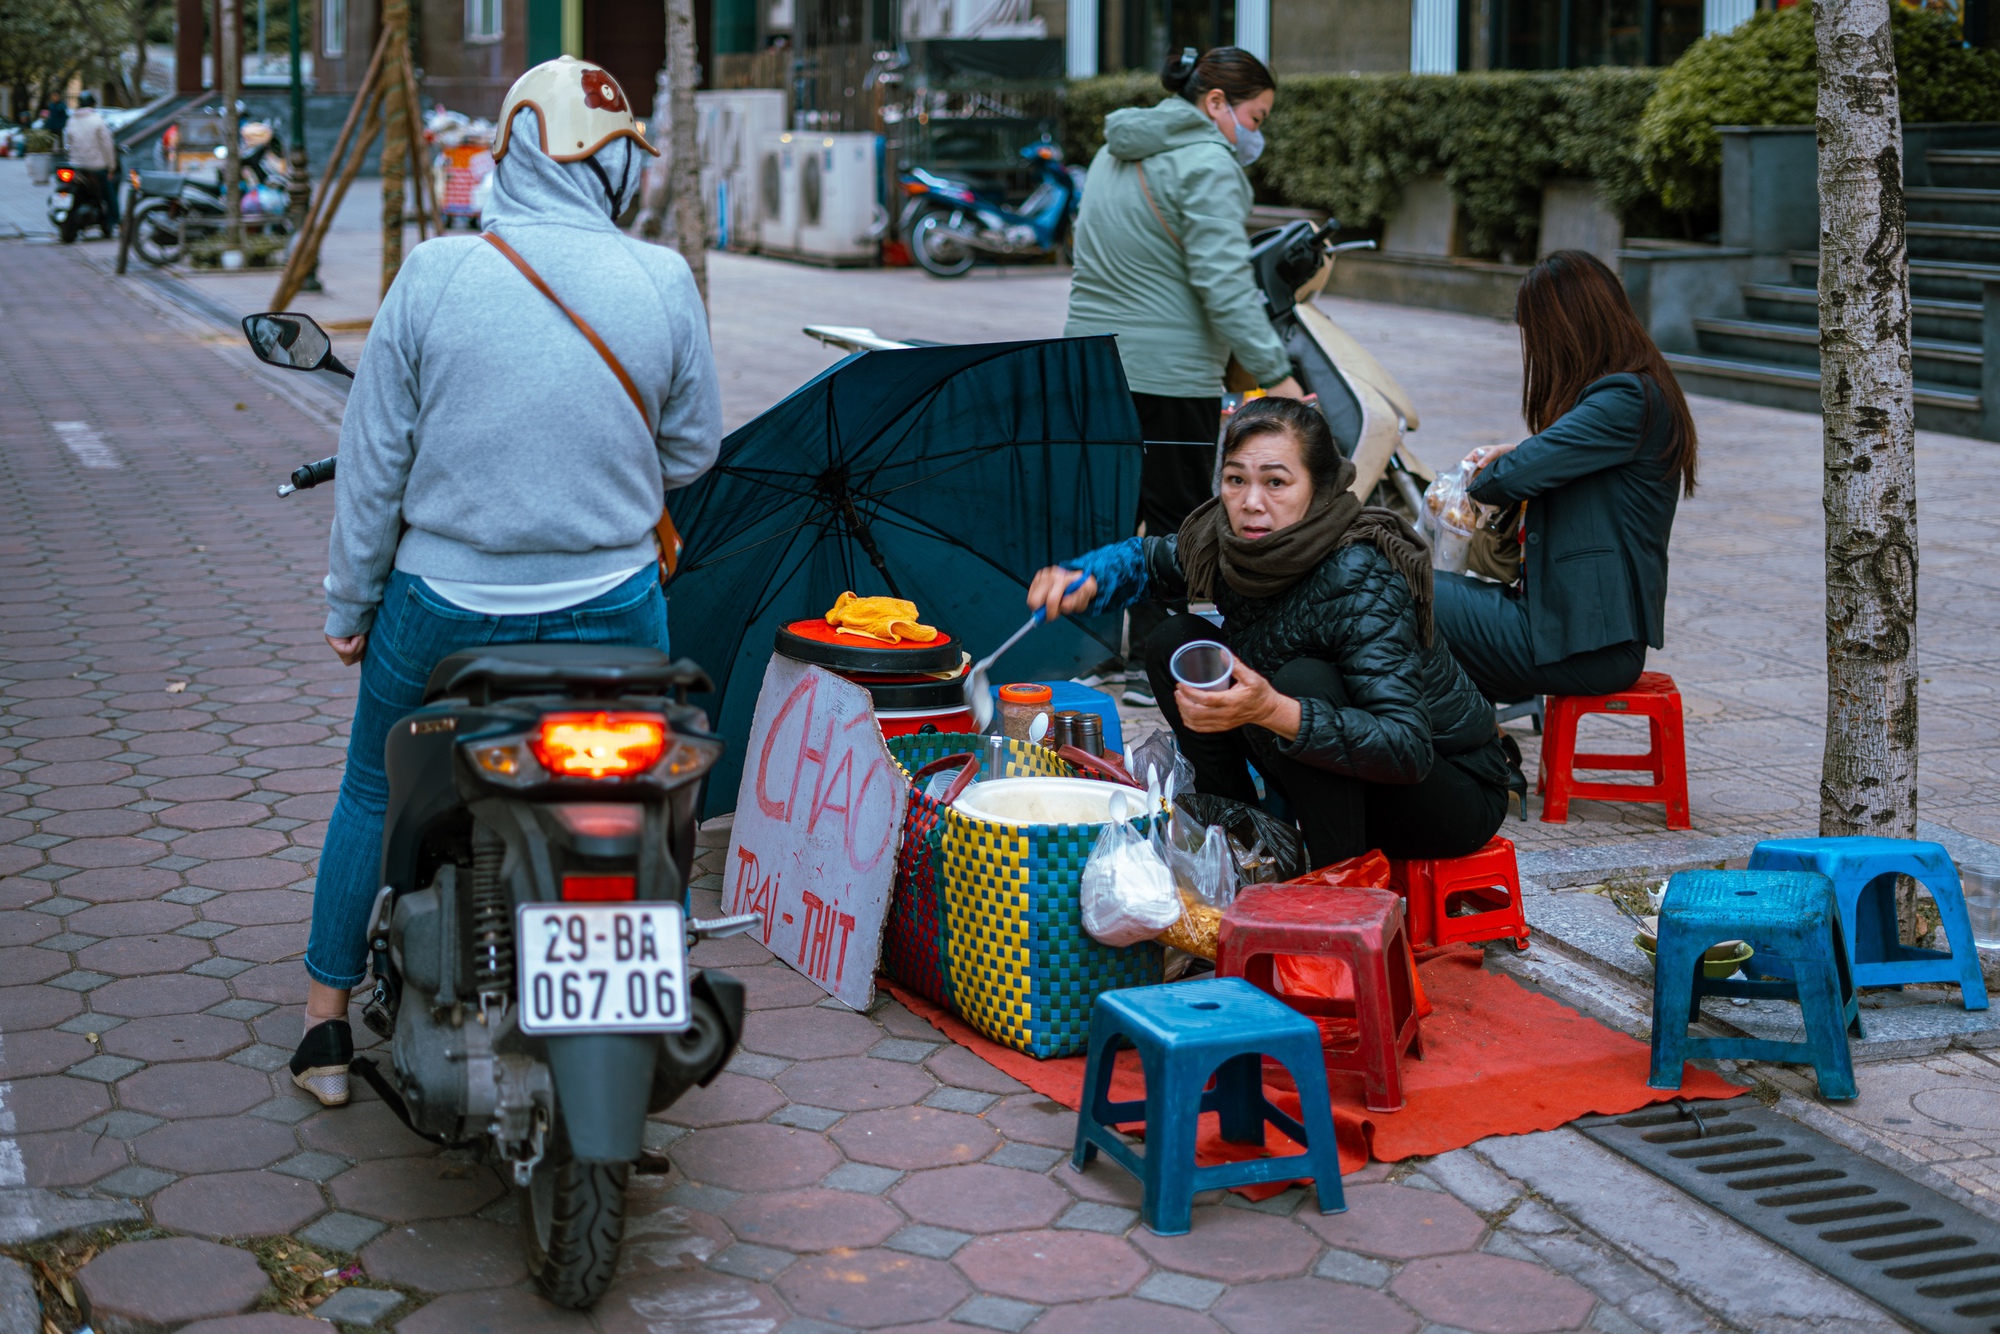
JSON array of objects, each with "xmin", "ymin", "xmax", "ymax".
[
  {"xmin": 1747, "ymin": 836, "xmax": 1988, "ymax": 1009},
  {"xmin": 1648, "ymin": 869, "xmax": 1862, "ymax": 1101},
  {"xmin": 1071, "ymin": 977, "xmax": 1346, "ymax": 1236}
]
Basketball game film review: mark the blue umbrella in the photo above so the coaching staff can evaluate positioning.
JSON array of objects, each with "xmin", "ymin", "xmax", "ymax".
[{"xmin": 667, "ymin": 335, "xmax": 1143, "ymax": 816}]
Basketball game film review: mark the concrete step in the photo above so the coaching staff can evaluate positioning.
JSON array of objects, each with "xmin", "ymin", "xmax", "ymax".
[
  {"xmin": 1789, "ymin": 250, "xmax": 2000, "ymax": 303},
  {"xmin": 1905, "ymin": 186, "xmax": 2000, "ymax": 226},
  {"xmin": 1664, "ymin": 351, "xmax": 1984, "ymax": 435},
  {"xmin": 1907, "ymin": 221, "xmax": 2000, "ymax": 266},
  {"xmin": 1693, "ymin": 317, "xmax": 1984, "ymax": 388},
  {"xmin": 1929, "ymin": 148, "xmax": 2000, "ymax": 190},
  {"xmin": 1740, "ymin": 281, "xmax": 1984, "ymax": 344}
]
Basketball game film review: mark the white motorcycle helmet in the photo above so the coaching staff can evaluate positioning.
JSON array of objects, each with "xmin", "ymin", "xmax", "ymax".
[{"xmin": 492, "ymin": 55, "xmax": 659, "ymax": 164}]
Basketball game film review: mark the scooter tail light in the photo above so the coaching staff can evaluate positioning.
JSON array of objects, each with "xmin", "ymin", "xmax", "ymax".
[
  {"xmin": 531, "ymin": 712, "xmax": 668, "ymax": 779},
  {"xmin": 55, "ymin": 167, "xmax": 74, "ymax": 182},
  {"xmin": 562, "ymin": 874, "xmax": 637, "ymax": 902},
  {"xmin": 469, "ymin": 738, "xmax": 543, "ymax": 785},
  {"xmin": 552, "ymin": 803, "xmax": 645, "ymax": 838}
]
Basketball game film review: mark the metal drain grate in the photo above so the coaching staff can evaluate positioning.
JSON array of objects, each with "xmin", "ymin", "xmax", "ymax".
[{"xmin": 1579, "ymin": 1098, "xmax": 2000, "ymax": 1334}]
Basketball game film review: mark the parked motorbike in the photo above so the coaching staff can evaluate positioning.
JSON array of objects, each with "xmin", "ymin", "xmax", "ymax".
[
  {"xmin": 805, "ymin": 217, "xmax": 1434, "ymax": 517},
  {"xmin": 243, "ymin": 311, "xmax": 756, "ymax": 1310},
  {"xmin": 128, "ymin": 169, "xmax": 292, "ymax": 267},
  {"xmin": 48, "ymin": 164, "xmax": 113, "ymax": 243},
  {"xmin": 898, "ymin": 140, "xmax": 1083, "ymax": 279}
]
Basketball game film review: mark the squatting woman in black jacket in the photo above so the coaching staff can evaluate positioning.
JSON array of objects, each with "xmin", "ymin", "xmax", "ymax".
[
  {"xmin": 1027, "ymin": 397, "xmax": 1514, "ymax": 868},
  {"xmin": 1433, "ymin": 249, "xmax": 1700, "ymax": 703}
]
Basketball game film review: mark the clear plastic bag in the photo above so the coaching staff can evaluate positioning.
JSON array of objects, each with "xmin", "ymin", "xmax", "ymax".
[
  {"xmin": 1128, "ymin": 730, "xmax": 1195, "ymax": 803},
  {"xmin": 1079, "ymin": 796, "xmax": 1182, "ymax": 948},
  {"xmin": 1423, "ymin": 462, "xmax": 1484, "ymax": 575}
]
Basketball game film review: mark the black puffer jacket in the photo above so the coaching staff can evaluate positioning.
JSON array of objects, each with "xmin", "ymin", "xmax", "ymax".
[{"xmin": 1140, "ymin": 533, "xmax": 1510, "ymax": 789}]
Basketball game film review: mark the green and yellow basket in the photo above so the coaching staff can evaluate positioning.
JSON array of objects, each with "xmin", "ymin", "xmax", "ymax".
[{"xmin": 883, "ymin": 733, "xmax": 1163, "ymax": 1058}]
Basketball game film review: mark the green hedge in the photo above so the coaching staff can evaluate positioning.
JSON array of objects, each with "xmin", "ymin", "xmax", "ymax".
[
  {"xmin": 1064, "ymin": 69, "xmax": 1660, "ymax": 260},
  {"xmin": 1637, "ymin": 3, "xmax": 2000, "ymax": 213}
]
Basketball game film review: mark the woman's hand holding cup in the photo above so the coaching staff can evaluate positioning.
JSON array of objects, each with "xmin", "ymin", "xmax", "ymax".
[
  {"xmin": 1026, "ymin": 566, "xmax": 1096, "ymax": 623},
  {"xmin": 1171, "ymin": 653, "xmax": 1302, "ymax": 740}
]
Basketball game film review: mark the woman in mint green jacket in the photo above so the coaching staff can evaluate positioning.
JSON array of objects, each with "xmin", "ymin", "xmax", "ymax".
[{"xmin": 1065, "ymin": 46, "xmax": 1303, "ymax": 669}]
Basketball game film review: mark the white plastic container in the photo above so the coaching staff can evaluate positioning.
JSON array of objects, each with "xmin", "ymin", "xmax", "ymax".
[{"xmin": 952, "ymin": 777, "xmax": 1135, "ymax": 827}]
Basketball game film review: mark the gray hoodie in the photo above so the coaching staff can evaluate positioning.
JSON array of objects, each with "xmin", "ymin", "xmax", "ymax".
[{"xmin": 322, "ymin": 109, "xmax": 722, "ymax": 637}]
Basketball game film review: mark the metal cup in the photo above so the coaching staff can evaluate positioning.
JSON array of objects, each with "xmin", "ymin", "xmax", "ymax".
[{"xmin": 1168, "ymin": 640, "xmax": 1235, "ymax": 692}]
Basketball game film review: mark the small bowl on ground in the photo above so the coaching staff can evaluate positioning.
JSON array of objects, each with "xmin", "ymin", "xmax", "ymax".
[{"xmin": 1634, "ymin": 934, "xmax": 1754, "ymax": 979}]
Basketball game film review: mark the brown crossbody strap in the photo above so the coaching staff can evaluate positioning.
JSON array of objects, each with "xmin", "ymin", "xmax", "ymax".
[{"xmin": 482, "ymin": 230, "xmax": 684, "ymax": 580}]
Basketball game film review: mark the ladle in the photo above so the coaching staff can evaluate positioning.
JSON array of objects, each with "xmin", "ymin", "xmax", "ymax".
[{"xmin": 965, "ymin": 574, "xmax": 1084, "ymax": 732}]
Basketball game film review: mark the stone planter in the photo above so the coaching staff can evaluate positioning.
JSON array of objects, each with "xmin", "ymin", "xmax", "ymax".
[
  {"xmin": 1381, "ymin": 174, "xmax": 1460, "ymax": 257},
  {"xmin": 26, "ymin": 152, "xmax": 53, "ymax": 185},
  {"xmin": 1537, "ymin": 178, "xmax": 1623, "ymax": 266}
]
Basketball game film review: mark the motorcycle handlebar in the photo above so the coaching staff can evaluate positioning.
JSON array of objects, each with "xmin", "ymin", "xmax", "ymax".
[{"xmin": 277, "ymin": 455, "xmax": 336, "ymax": 497}]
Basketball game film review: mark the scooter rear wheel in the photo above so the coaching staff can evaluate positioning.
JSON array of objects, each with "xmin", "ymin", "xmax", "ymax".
[
  {"xmin": 131, "ymin": 201, "xmax": 183, "ymax": 267},
  {"xmin": 520, "ymin": 1127, "xmax": 630, "ymax": 1309},
  {"xmin": 912, "ymin": 211, "xmax": 975, "ymax": 278}
]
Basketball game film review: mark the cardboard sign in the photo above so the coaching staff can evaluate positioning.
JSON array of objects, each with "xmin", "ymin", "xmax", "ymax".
[{"xmin": 723, "ymin": 656, "xmax": 908, "ymax": 1010}]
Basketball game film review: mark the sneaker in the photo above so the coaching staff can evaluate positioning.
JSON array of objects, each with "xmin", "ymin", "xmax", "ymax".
[
  {"xmin": 1076, "ymin": 656, "xmax": 1127, "ymax": 689},
  {"xmin": 289, "ymin": 1018, "xmax": 353, "ymax": 1107},
  {"xmin": 1123, "ymin": 683, "xmax": 1157, "ymax": 708}
]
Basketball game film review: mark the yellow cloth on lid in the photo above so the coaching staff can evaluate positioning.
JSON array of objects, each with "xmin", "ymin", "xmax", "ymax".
[{"xmin": 825, "ymin": 591, "xmax": 939, "ymax": 645}]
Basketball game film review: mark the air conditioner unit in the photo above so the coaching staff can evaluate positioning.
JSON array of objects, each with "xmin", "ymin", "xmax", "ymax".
[
  {"xmin": 754, "ymin": 131, "xmax": 803, "ymax": 256},
  {"xmin": 792, "ymin": 132, "xmax": 878, "ymax": 265},
  {"xmin": 696, "ymin": 89, "xmax": 787, "ymax": 250}
]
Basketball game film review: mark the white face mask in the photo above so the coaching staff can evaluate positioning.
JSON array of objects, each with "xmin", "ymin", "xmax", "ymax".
[{"xmin": 1232, "ymin": 113, "xmax": 1265, "ymax": 168}]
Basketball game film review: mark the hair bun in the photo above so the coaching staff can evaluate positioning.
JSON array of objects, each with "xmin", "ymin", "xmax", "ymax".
[{"xmin": 1161, "ymin": 46, "xmax": 1199, "ymax": 93}]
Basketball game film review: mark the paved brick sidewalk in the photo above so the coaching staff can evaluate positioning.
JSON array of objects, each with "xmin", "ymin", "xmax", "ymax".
[{"xmin": 0, "ymin": 236, "xmax": 1930, "ymax": 1334}]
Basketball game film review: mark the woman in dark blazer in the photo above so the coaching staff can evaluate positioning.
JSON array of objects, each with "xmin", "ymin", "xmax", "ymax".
[{"xmin": 1433, "ymin": 249, "xmax": 1700, "ymax": 703}]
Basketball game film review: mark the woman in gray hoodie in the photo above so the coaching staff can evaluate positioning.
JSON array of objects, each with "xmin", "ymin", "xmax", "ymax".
[
  {"xmin": 288, "ymin": 58, "xmax": 723, "ymax": 1107},
  {"xmin": 1064, "ymin": 46, "xmax": 1303, "ymax": 678}
]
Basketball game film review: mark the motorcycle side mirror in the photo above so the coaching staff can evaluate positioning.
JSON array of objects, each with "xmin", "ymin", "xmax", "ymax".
[{"xmin": 242, "ymin": 312, "xmax": 352, "ymax": 377}]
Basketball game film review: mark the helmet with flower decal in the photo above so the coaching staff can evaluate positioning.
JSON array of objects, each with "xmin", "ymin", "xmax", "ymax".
[{"xmin": 492, "ymin": 55, "xmax": 660, "ymax": 164}]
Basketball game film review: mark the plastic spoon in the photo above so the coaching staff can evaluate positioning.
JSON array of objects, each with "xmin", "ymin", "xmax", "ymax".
[
  {"xmin": 965, "ymin": 573, "xmax": 1086, "ymax": 732},
  {"xmin": 1028, "ymin": 713, "xmax": 1049, "ymax": 745}
]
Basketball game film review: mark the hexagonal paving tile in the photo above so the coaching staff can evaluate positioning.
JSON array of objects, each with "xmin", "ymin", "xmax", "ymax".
[
  {"xmin": 117, "ymin": 1060, "xmax": 272, "ymax": 1119},
  {"xmin": 1132, "ymin": 1205, "xmax": 1322, "ymax": 1281},
  {"xmin": 723, "ymin": 1187, "xmax": 902, "ymax": 1252},
  {"xmin": 77, "ymin": 1236, "xmax": 271, "ymax": 1330},
  {"xmin": 776, "ymin": 1248, "xmax": 971, "ymax": 1329},
  {"xmin": 361, "ymin": 1218, "xmax": 528, "ymax": 1293},
  {"xmin": 329, "ymin": 1156, "xmax": 505, "ymax": 1221},
  {"xmin": 775, "ymin": 1056, "xmax": 936, "ymax": 1112},
  {"xmin": 151, "ymin": 1169, "xmax": 328, "ymax": 1238},
  {"xmin": 296, "ymin": 1099, "xmax": 443, "ymax": 1161},
  {"xmin": 136, "ymin": 1115, "xmax": 303, "ymax": 1174},
  {"xmin": 891, "ymin": 1163, "xmax": 1070, "ymax": 1233},
  {"xmin": 1209, "ymin": 1277, "xmax": 1421, "ymax": 1334},
  {"xmin": 980, "ymin": 1094, "xmax": 1078, "ymax": 1148},
  {"xmin": 1299, "ymin": 1183, "xmax": 1488, "ymax": 1259},
  {"xmin": 659, "ymin": 1073, "xmax": 786, "ymax": 1128},
  {"xmin": 1032, "ymin": 1297, "xmax": 1227, "ymax": 1334},
  {"xmin": 952, "ymin": 1229, "xmax": 1148, "ymax": 1303},
  {"xmin": 1388, "ymin": 1252, "xmax": 1597, "ymax": 1334},
  {"xmin": 831, "ymin": 1106, "xmax": 998, "ymax": 1171},
  {"xmin": 595, "ymin": 1270, "xmax": 786, "ymax": 1334},
  {"xmin": 101, "ymin": 1013, "xmax": 250, "ymax": 1062},
  {"xmin": 739, "ymin": 1003, "xmax": 883, "ymax": 1060},
  {"xmin": 672, "ymin": 1123, "xmax": 841, "ymax": 1193}
]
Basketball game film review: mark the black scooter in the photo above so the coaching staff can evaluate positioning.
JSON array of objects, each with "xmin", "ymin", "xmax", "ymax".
[
  {"xmin": 50, "ymin": 163, "xmax": 112, "ymax": 243},
  {"xmin": 244, "ymin": 311, "xmax": 757, "ymax": 1309}
]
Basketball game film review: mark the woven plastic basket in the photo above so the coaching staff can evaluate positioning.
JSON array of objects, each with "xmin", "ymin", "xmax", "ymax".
[{"xmin": 883, "ymin": 733, "xmax": 1162, "ymax": 1058}]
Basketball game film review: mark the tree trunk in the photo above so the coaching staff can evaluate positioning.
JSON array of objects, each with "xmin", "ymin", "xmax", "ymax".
[
  {"xmin": 220, "ymin": 0, "xmax": 241, "ymax": 246},
  {"xmin": 379, "ymin": 0, "xmax": 408, "ymax": 298},
  {"xmin": 1816, "ymin": 0, "xmax": 1924, "ymax": 939},
  {"xmin": 663, "ymin": 0, "xmax": 706, "ymax": 305}
]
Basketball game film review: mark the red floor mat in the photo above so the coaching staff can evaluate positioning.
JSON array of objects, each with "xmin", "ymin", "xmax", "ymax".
[{"xmin": 887, "ymin": 946, "xmax": 1744, "ymax": 1179}]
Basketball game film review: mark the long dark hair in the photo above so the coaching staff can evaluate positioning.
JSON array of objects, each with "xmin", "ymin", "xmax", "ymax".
[
  {"xmin": 1517, "ymin": 249, "xmax": 1699, "ymax": 496},
  {"xmin": 1220, "ymin": 396, "xmax": 1342, "ymax": 496},
  {"xmin": 1162, "ymin": 45, "xmax": 1276, "ymax": 106}
]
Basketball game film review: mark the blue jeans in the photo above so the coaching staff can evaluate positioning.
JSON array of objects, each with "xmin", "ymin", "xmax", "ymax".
[{"xmin": 306, "ymin": 567, "xmax": 668, "ymax": 988}]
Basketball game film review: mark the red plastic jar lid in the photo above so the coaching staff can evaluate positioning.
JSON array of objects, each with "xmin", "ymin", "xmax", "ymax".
[{"xmin": 998, "ymin": 683, "xmax": 1052, "ymax": 704}]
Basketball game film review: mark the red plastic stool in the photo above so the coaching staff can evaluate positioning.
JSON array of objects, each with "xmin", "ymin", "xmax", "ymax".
[
  {"xmin": 1217, "ymin": 883, "xmax": 1424, "ymax": 1112},
  {"xmin": 1390, "ymin": 836, "xmax": 1529, "ymax": 951},
  {"xmin": 1538, "ymin": 671, "xmax": 1691, "ymax": 829}
]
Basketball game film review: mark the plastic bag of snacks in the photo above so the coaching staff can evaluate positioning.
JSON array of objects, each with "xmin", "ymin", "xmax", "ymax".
[
  {"xmin": 1423, "ymin": 463, "xmax": 1484, "ymax": 574},
  {"xmin": 1079, "ymin": 792, "xmax": 1181, "ymax": 948}
]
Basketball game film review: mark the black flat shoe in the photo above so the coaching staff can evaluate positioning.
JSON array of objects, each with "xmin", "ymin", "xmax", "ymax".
[{"xmin": 290, "ymin": 1018, "xmax": 353, "ymax": 1107}]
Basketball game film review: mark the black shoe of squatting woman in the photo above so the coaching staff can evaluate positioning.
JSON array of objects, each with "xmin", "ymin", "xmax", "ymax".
[{"xmin": 290, "ymin": 1018, "xmax": 353, "ymax": 1107}]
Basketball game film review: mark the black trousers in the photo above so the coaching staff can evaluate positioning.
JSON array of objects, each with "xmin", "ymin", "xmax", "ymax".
[
  {"xmin": 1129, "ymin": 394, "xmax": 1220, "ymax": 653},
  {"xmin": 1432, "ymin": 572, "xmax": 1646, "ymax": 703},
  {"xmin": 1143, "ymin": 615, "xmax": 1508, "ymax": 869}
]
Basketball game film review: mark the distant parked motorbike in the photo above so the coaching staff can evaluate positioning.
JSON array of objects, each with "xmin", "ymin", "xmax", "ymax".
[
  {"xmin": 243, "ymin": 310, "xmax": 758, "ymax": 1311},
  {"xmin": 898, "ymin": 140, "xmax": 1083, "ymax": 279},
  {"xmin": 48, "ymin": 164, "xmax": 114, "ymax": 243},
  {"xmin": 128, "ymin": 169, "xmax": 291, "ymax": 267}
]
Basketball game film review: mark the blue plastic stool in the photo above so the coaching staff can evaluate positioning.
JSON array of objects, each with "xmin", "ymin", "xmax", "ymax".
[
  {"xmin": 1071, "ymin": 977, "xmax": 1345, "ymax": 1236},
  {"xmin": 1649, "ymin": 869, "xmax": 1862, "ymax": 1101},
  {"xmin": 1747, "ymin": 836, "xmax": 1988, "ymax": 1010}
]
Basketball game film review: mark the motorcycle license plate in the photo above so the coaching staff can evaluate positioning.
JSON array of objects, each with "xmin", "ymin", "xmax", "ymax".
[{"xmin": 516, "ymin": 902, "xmax": 689, "ymax": 1034}]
